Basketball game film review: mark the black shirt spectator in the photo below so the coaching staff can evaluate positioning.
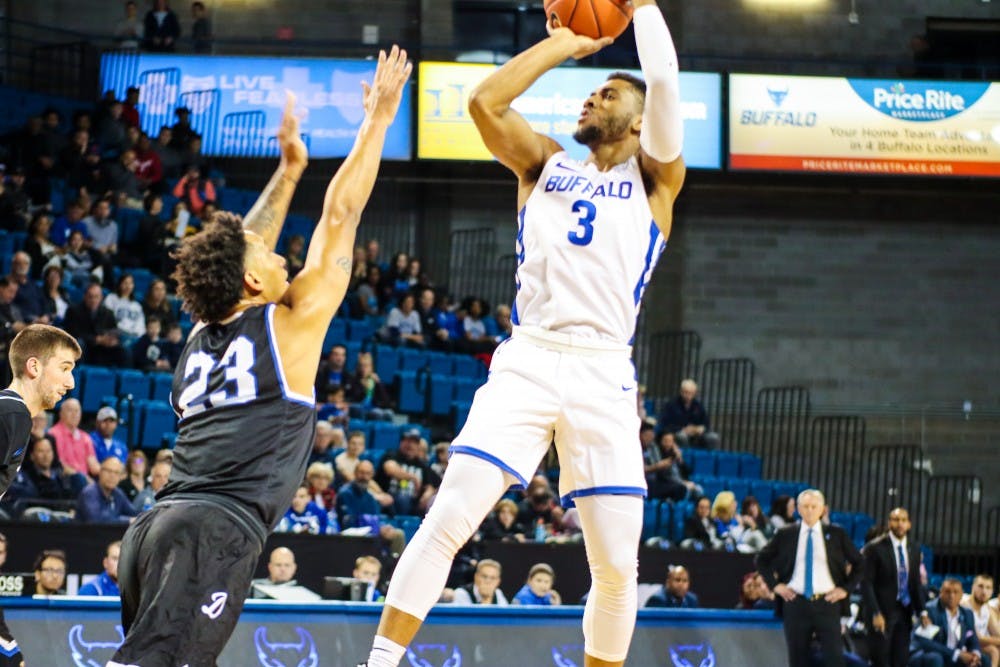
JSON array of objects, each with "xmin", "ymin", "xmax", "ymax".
[
  {"xmin": 658, "ymin": 379, "xmax": 720, "ymax": 450},
  {"xmin": 63, "ymin": 283, "xmax": 128, "ymax": 367},
  {"xmin": 143, "ymin": 0, "xmax": 182, "ymax": 52}
]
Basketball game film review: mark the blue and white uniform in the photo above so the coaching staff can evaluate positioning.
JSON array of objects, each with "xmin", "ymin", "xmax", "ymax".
[{"xmin": 451, "ymin": 151, "xmax": 667, "ymax": 505}]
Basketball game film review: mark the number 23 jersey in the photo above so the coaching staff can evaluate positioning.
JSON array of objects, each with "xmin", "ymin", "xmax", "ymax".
[
  {"xmin": 164, "ymin": 303, "xmax": 316, "ymax": 535},
  {"xmin": 513, "ymin": 151, "xmax": 667, "ymax": 346}
]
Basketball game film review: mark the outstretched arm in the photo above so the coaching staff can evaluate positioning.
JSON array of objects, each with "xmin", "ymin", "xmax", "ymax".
[
  {"xmin": 468, "ymin": 25, "xmax": 611, "ymax": 183},
  {"xmin": 241, "ymin": 92, "xmax": 309, "ymax": 250},
  {"xmin": 276, "ymin": 46, "xmax": 411, "ymax": 392}
]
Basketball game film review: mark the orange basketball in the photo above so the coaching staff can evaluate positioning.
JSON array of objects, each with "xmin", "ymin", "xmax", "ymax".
[{"xmin": 543, "ymin": 0, "xmax": 634, "ymax": 40}]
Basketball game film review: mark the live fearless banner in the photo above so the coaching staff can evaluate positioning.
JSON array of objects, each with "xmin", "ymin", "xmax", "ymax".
[{"xmin": 729, "ymin": 74, "xmax": 1000, "ymax": 177}]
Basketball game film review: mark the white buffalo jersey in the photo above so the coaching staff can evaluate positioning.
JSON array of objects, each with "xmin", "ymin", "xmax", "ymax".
[{"xmin": 512, "ymin": 151, "xmax": 666, "ymax": 345}]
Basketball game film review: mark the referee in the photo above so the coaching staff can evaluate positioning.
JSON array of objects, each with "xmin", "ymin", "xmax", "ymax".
[{"xmin": 0, "ymin": 324, "xmax": 81, "ymax": 667}]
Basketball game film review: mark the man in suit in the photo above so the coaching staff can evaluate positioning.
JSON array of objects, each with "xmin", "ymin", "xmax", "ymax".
[
  {"xmin": 862, "ymin": 507, "xmax": 927, "ymax": 667},
  {"xmin": 645, "ymin": 565, "xmax": 699, "ymax": 608},
  {"xmin": 756, "ymin": 489, "xmax": 865, "ymax": 667},
  {"xmin": 912, "ymin": 578, "xmax": 985, "ymax": 666}
]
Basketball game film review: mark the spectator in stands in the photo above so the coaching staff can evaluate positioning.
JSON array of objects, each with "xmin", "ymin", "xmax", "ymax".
[
  {"xmin": 646, "ymin": 565, "xmax": 699, "ymax": 609},
  {"xmin": 50, "ymin": 201, "xmax": 89, "ymax": 250},
  {"xmin": 144, "ymin": 0, "xmax": 181, "ymax": 52},
  {"xmin": 61, "ymin": 228, "xmax": 100, "ymax": 289},
  {"xmin": 40, "ymin": 265, "xmax": 70, "ymax": 325},
  {"xmin": 250, "ymin": 547, "xmax": 299, "ymax": 598},
  {"xmin": 8, "ymin": 435, "xmax": 89, "ymax": 502},
  {"xmin": 318, "ymin": 386, "xmax": 349, "ymax": 426},
  {"xmin": 380, "ymin": 252, "xmax": 411, "ymax": 304},
  {"xmin": 659, "ymin": 378, "xmax": 720, "ymax": 450},
  {"xmin": 349, "ymin": 246, "xmax": 368, "ymax": 291},
  {"xmin": 742, "ymin": 495, "xmax": 775, "ymax": 540},
  {"xmin": 963, "ymin": 575, "xmax": 1000, "ymax": 667},
  {"xmin": 737, "ymin": 571, "xmax": 762, "ymax": 609},
  {"xmin": 642, "ymin": 423, "xmax": 688, "ymax": 502},
  {"xmin": 106, "ymin": 149, "xmax": 145, "ymax": 210},
  {"xmin": 179, "ymin": 134, "xmax": 211, "ymax": 176},
  {"xmin": 24, "ymin": 212, "xmax": 57, "ymax": 280},
  {"xmin": 512, "ymin": 563, "xmax": 560, "ymax": 606},
  {"xmin": 132, "ymin": 459, "xmax": 171, "ymax": 512},
  {"xmin": 191, "ymin": 1, "xmax": 213, "ymax": 53},
  {"xmin": 459, "ymin": 297, "xmax": 496, "ymax": 354},
  {"xmin": 336, "ymin": 460, "xmax": 398, "ymax": 540},
  {"xmin": 347, "ymin": 352, "xmax": 393, "ymax": 418},
  {"xmin": 479, "ymin": 498, "xmax": 527, "ymax": 542},
  {"xmin": 117, "ymin": 449, "xmax": 149, "ymax": 503},
  {"xmin": 375, "ymin": 428, "xmax": 440, "ymax": 516},
  {"xmin": 405, "ymin": 257, "xmax": 430, "ymax": 291},
  {"xmin": 756, "ymin": 489, "xmax": 865, "ymax": 667},
  {"xmin": 64, "ymin": 282, "xmax": 129, "ymax": 367},
  {"xmin": 169, "ymin": 108, "xmax": 197, "ymax": 152},
  {"xmin": 0, "ymin": 165, "xmax": 30, "ymax": 231},
  {"xmin": 76, "ymin": 457, "xmax": 139, "ymax": 523},
  {"xmin": 516, "ymin": 475, "xmax": 565, "ymax": 531},
  {"xmin": 60, "ymin": 128, "xmax": 101, "ymax": 193},
  {"xmin": 355, "ymin": 264, "xmax": 383, "ymax": 317},
  {"xmin": 78, "ymin": 541, "xmax": 121, "ymax": 596},
  {"xmin": 308, "ymin": 420, "xmax": 340, "ymax": 466},
  {"xmin": 283, "ymin": 234, "xmax": 306, "ymax": 280},
  {"xmin": 141, "ymin": 279, "xmax": 175, "ymax": 328},
  {"xmin": 365, "ymin": 239, "xmax": 385, "ymax": 272},
  {"xmin": 913, "ymin": 578, "xmax": 983, "ymax": 667},
  {"xmin": 306, "ymin": 461, "xmax": 337, "ymax": 514},
  {"xmin": 380, "ymin": 292, "xmax": 424, "ymax": 347},
  {"xmin": 115, "ymin": 1, "xmax": 143, "ymax": 49},
  {"xmin": 416, "ymin": 288, "xmax": 446, "ymax": 349},
  {"xmin": 861, "ymin": 507, "xmax": 925, "ymax": 667},
  {"xmin": 136, "ymin": 193, "xmax": 168, "ymax": 272},
  {"xmin": 95, "ymin": 99, "xmax": 128, "ymax": 158},
  {"xmin": 132, "ymin": 317, "xmax": 168, "ymax": 371},
  {"xmin": 429, "ymin": 441, "xmax": 450, "ymax": 478},
  {"xmin": 103, "ymin": 274, "xmax": 145, "ymax": 346},
  {"xmin": 681, "ymin": 495, "xmax": 722, "ymax": 550},
  {"xmin": 335, "ymin": 430, "xmax": 366, "ymax": 482},
  {"xmin": 121, "ymin": 87, "xmax": 141, "ymax": 129},
  {"xmin": 770, "ymin": 494, "xmax": 796, "ymax": 532},
  {"xmin": 315, "ymin": 344, "xmax": 348, "ymax": 396},
  {"xmin": 353, "ymin": 555, "xmax": 386, "ymax": 603},
  {"xmin": 453, "ymin": 559, "xmax": 508, "ymax": 606},
  {"xmin": 49, "ymin": 398, "xmax": 100, "ymax": 478},
  {"xmin": 134, "ymin": 132, "xmax": 164, "ymax": 195},
  {"xmin": 712, "ymin": 490, "xmax": 768, "ymax": 553},
  {"xmin": 7, "ymin": 252, "xmax": 46, "ymax": 325},
  {"xmin": 34, "ymin": 549, "xmax": 67, "ymax": 595},
  {"xmin": 160, "ymin": 322, "xmax": 186, "ymax": 368},
  {"xmin": 275, "ymin": 484, "xmax": 337, "ymax": 535},
  {"xmin": 0, "ymin": 278, "xmax": 27, "ymax": 381},
  {"xmin": 172, "ymin": 164, "xmax": 216, "ymax": 217},
  {"xmin": 89, "ymin": 406, "xmax": 128, "ymax": 466},
  {"xmin": 494, "ymin": 304, "xmax": 513, "ymax": 343},
  {"xmin": 152, "ymin": 126, "xmax": 183, "ymax": 178}
]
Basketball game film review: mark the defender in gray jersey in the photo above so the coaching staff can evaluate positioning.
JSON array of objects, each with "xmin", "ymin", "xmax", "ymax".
[{"xmin": 109, "ymin": 47, "xmax": 412, "ymax": 667}]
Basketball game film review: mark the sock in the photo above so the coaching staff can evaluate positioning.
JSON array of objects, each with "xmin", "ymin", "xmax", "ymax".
[{"xmin": 366, "ymin": 635, "xmax": 406, "ymax": 667}]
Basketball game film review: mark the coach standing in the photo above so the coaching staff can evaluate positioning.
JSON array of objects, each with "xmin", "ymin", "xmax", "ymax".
[
  {"xmin": 861, "ymin": 507, "xmax": 926, "ymax": 667},
  {"xmin": 756, "ymin": 489, "xmax": 865, "ymax": 667}
]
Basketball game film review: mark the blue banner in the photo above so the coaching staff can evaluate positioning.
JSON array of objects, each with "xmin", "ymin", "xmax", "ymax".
[{"xmin": 100, "ymin": 53, "xmax": 412, "ymax": 159}]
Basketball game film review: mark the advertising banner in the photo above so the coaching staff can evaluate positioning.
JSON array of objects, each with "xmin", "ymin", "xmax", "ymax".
[
  {"xmin": 100, "ymin": 53, "xmax": 412, "ymax": 159},
  {"xmin": 8, "ymin": 599, "xmax": 785, "ymax": 667},
  {"xmin": 419, "ymin": 63, "xmax": 722, "ymax": 169},
  {"xmin": 729, "ymin": 73, "xmax": 1000, "ymax": 176}
]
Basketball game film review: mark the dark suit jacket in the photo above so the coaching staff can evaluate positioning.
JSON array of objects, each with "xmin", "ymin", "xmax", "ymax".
[
  {"xmin": 912, "ymin": 598, "xmax": 981, "ymax": 660},
  {"xmin": 860, "ymin": 534, "xmax": 926, "ymax": 622},
  {"xmin": 755, "ymin": 522, "xmax": 864, "ymax": 618}
]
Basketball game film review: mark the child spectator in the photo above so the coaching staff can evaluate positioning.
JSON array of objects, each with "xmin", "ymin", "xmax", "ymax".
[
  {"xmin": 317, "ymin": 385, "xmax": 350, "ymax": 427},
  {"xmin": 512, "ymin": 563, "xmax": 561, "ymax": 606},
  {"xmin": 276, "ymin": 484, "xmax": 338, "ymax": 536},
  {"xmin": 103, "ymin": 274, "xmax": 145, "ymax": 347}
]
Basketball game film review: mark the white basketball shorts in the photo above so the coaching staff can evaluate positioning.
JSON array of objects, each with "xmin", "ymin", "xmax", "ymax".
[{"xmin": 450, "ymin": 326, "xmax": 646, "ymax": 506}]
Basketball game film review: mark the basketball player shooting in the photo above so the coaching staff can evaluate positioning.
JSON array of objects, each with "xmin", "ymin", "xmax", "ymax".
[
  {"xmin": 108, "ymin": 46, "xmax": 411, "ymax": 667},
  {"xmin": 0, "ymin": 324, "xmax": 80, "ymax": 667},
  {"xmin": 360, "ymin": 3, "xmax": 684, "ymax": 667}
]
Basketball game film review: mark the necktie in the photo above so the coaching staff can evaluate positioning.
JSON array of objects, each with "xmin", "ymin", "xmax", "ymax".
[
  {"xmin": 804, "ymin": 528, "xmax": 815, "ymax": 598},
  {"xmin": 897, "ymin": 544, "xmax": 911, "ymax": 607}
]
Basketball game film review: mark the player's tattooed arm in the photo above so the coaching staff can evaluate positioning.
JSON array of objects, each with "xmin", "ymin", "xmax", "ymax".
[
  {"xmin": 243, "ymin": 91, "xmax": 307, "ymax": 250},
  {"xmin": 335, "ymin": 256, "xmax": 352, "ymax": 276}
]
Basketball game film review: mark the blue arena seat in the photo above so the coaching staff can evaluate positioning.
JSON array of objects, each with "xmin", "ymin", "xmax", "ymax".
[
  {"xmin": 670, "ymin": 500, "xmax": 693, "ymax": 543},
  {"xmin": 129, "ymin": 268, "xmax": 154, "ymax": 301},
  {"xmin": 748, "ymin": 480, "xmax": 774, "ymax": 508},
  {"xmin": 452, "ymin": 354, "xmax": 486, "ymax": 379},
  {"xmin": 687, "ymin": 449, "xmax": 717, "ymax": 477},
  {"xmin": 723, "ymin": 478, "xmax": 750, "ymax": 503},
  {"xmin": 394, "ymin": 515, "xmax": 422, "ymax": 542},
  {"xmin": 428, "ymin": 374, "xmax": 454, "ymax": 416},
  {"xmin": 399, "ymin": 348, "xmax": 429, "ymax": 371},
  {"xmin": 453, "ymin": 400, "xmax": 473, "ymax": 433},
  {"xmin": 453, "ymin": 376, "xmax": 484, "ymax": 403},
  {"xmin": 116, "ymin": 369, "xmax": 150, "ymax": 402},
  {"xmin": 150, "ymin": 372, "xmax": 173, "ymax": 403},
  {"xmin": 346, "ymin": 319, "xmax": 373, "ymax": 342},
  {"xmin": 374, "ymin": 344, "xmax": 400, "ymax": 383},
  {"xmin": 694, "ymin": 476, "xmax": 726, "ymax": 503},
  {"xmin": 641, "ymin": 498, "xmax": 661, "ymax": 541},
  {"xmin": 370, "ymin": 422, "xmax": 401, "ymax": 451},
  {"xmin": 347, "ymin": 419, "xmax": 374, "ymax": 444},
  {"xmin": 829, "ymin": 511, "xmax": 854, "ymax": 533},
  {"xmin": 361, "ymin": 448, "xmax": 386, "ymax": 464},
  {"xmin": 138, "ymin": 401, "xmax": 177, "ymax": 449},
  {"xmin": 322, "ymin": 320, "xmax": 347, "ymax": 355},
  {"xmin": 738, "ymin": 454, "xmax": 763, "ymax": 480},
  {"xmin": 427, "ymin": 352, "xmax": 452, "ymax": 376},
  {"xmin": 396, "ymin": 370, "xmax": 427, "ymax": 414},
  {"xmin": 714, "ymin": 452, "xmax": 741, "ymax": 478},
  {"xmin": 852, "ymin": 513, "xmax": 875, "ymax": 544},
  {"xmin": 80, "ymin": 366, "xmax": 116, "ymax": 413}
]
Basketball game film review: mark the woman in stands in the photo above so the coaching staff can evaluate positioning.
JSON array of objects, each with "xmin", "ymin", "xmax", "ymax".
[{"xmin": 141, "ymin": 279, "xmax": 175, "ymax": 329}]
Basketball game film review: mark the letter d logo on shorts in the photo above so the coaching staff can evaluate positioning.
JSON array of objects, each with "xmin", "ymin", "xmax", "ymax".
[{"xmin": 201, "ymin": 592, "xmax": 228, "ymax": 620}]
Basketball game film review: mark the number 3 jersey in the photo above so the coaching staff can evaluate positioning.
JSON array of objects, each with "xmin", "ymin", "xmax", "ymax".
[
  {"xmin": 513, "ymin": 151, "xmax": 667, "ymax": 346},
  {"xmin": 163, "ymin": 303, "xmax": 316, "ymax": 541}
]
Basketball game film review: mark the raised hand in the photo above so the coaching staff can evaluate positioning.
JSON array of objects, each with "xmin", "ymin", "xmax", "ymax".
[
  {"xmin": 277, "ymin": 90, "xmax": 308, "ymax": 171},
  {"xmin": 362, "ymin": 45, "xmax": 413, "ymax": 127},
  {"xmin": 545, "ymin": 17, "xmax": 614, "ymax": 60}
]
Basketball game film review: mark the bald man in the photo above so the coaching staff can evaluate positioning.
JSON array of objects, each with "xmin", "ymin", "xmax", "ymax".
[
  {"xmin": 250, "ymin": 547, "xmax": 298, "ymax": 598},
  {"xmin": 657, "ymin": 379, "xmax": 719, "ymax": 450}
]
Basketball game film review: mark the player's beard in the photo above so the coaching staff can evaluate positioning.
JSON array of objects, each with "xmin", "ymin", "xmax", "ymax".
[{"xmin": 573, "ymin": 113, "xmax": 631, "ymax": 147}]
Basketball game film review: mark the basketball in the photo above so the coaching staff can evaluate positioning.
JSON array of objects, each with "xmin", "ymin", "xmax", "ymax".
[{"xmin": 543, "ymin": 0, "xmax": 634, "ymax": 40}]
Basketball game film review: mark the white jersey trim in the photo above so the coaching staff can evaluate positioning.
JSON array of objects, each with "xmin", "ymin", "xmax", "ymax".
[{"xmin": 264, "ymin": 303, "xmax": 316, "ymax": 407}]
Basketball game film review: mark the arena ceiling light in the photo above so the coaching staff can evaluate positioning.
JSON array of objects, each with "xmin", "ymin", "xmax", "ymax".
[{"xmin": 741, "ymin": 0, "xmax": 832, "ymax": 10}]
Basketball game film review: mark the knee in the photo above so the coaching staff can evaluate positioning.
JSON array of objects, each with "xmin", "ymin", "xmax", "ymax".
[{"xmin": 590, "ymin": 552, "xmax": 638, "ymax": 590}]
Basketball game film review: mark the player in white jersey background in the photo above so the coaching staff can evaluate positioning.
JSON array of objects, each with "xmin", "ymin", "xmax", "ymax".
[{"xmin": 360, "ymin": 2, "xmax": 685, "ymax": 666}]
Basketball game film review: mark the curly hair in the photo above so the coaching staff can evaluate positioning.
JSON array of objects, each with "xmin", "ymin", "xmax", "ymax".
[{"xmin": 172, "ymin": 211, "xmax": 246, "ymax": 323}]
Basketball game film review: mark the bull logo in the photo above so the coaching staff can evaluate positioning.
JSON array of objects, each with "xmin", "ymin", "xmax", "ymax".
[
  {"xmin": 253, "ymin": 626, "xmax": 319, "ymax": 667},
  {"xmin": 767, "ymin": 86, "xmax": 789, "ymax": 108},
  {"xmin": 669, "ymin": 643, "xmax": 716, "ymax": 667},
  {"xmin": 405, "ymin": 643, "xmax": 462, "ymax": 667},
  {"xmin": 67, "ymin": 624, "xmax": 124, "ymax": 667},
  {"xmin": 551, "ymin": 643, "xmax": 584, "ymax": 666}
]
